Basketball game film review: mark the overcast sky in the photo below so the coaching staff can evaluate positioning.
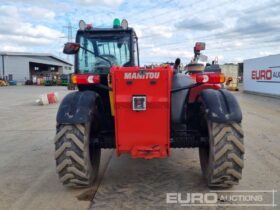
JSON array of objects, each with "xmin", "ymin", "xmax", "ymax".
[{"xmin": 0, "ymin": 0, "xmax": 280, "ymax": 65}]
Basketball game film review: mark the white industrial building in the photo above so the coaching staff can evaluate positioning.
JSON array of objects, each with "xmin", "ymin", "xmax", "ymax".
[
  {"xmin": 220, "ymin": 64, "xmax": 239, "ymax": 78},
  {"xmin": 0, "ymin": 52, "xmax": 73, "ymax": 83},
  {"xmin": 244, "ymin": 54, "xmax": 280, "ymax": 96}
]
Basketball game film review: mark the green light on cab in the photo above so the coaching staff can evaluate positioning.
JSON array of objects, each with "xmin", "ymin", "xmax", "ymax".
[{"xmin": 113, "ymin": 18, "xmax": 121, "ymax": 28}]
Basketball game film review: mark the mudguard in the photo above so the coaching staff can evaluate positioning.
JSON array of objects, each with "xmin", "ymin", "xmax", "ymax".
[
  {"xmin": 56, "ymin": 90, "xmax": 98, "ymax": 124},
  {"xmin": 200, "ymin": 89, "xmax": 242, "ymax": 123},
  {"xmin": 171, "ymin": 73, "xmax": 194, "ymax": 123}
]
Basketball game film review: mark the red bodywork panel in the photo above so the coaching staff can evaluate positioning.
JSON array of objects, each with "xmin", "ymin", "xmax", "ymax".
[
  {"xmin": 188, "ymin": 73, "xmax": 221, "ymax": 103},
  {"xmin": 189, "ymin": 84, "xmax": 221, "ymax": 103},
  {"xmin": 111, "ymin": 66, "xmax": 173, "ymax": 159}
]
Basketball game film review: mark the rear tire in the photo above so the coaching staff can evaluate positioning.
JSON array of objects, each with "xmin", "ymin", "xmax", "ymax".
[
  {"xmin": 54, "ymin": 123, "xmax": 100, "ymax": 187},
  {"xmin": 199, "ymin": 122, "xmax": 244, "ymax": 188}
]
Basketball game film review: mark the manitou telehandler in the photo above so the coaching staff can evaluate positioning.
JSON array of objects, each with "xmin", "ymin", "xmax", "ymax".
[{"xmin": 54, "ymin": 19, "xmax": 244, "ymax": 188}]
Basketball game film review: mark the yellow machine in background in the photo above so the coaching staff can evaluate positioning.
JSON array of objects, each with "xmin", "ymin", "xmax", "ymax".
[
  {"xmin": 0, "ymin": 79, "xmax": 8, "ymax": 86},
  {"xmin": 225, "ymin": 76, "xmax": 239, "ymax": 91}
]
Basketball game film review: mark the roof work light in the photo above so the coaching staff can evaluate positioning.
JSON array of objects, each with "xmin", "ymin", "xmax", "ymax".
[
  {"xmin": 79, "ymin": 20, "xmax": 86, "ymax": 30},
  {"xmin": 79, "ymin": 20, "xmax": 93, "ymax": 30},
  {"xmin": 121, "ymin": 19, "xmax": 128, "ymax": 29}
]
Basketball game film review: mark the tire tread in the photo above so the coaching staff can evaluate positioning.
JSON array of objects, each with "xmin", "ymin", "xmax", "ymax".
[
  {"xmin": 200, "ymin": 122, "xmax": 244, "ymax": 188},
  {"xmin": 54, "ymin": 124, "xmax": 98, "ymax": 187}
]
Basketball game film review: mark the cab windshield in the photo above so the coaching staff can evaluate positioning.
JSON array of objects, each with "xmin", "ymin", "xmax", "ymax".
[{"xmin": 77, "ymin": 33, "xmax": 131, "ymax": 74}]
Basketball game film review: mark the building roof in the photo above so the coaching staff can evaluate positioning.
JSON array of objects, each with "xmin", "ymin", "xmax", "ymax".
[{"xmin": 0, "ymin": 51, "xmax": 73, "ymax": 66}]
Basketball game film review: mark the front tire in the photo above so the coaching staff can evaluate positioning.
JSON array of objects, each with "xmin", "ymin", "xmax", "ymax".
[
  {"xmin": 54, "ymin": 123, "xmax": 100, "ymax": 187},
  {"xmin": 199, "ymin": 122, "xmax": 244, "ymax": 188}
]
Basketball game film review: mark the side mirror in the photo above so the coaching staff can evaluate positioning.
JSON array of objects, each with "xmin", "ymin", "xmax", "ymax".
[
  {"xmin": 195, "ymin": 42, "xmax": 206, "ymax": 51},
  {"xmin": 63, "ymin": 42, "xmax": 80, "ymax": 54}
]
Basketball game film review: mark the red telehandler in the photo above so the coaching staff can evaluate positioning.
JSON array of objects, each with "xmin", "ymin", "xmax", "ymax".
[{"xmin": 55, "ymin": 19, "xmax": 244, "ymax": 188}]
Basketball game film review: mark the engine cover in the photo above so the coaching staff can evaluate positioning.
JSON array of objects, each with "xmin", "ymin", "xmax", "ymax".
[{"xmin": 111, "ymin": 65, "xmax": 173, "ymax": 159}]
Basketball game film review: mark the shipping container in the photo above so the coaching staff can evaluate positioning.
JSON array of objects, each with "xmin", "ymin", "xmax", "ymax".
[{"xmin": 244, "ymin": 54, "xmax": 280, "ymax": 96}]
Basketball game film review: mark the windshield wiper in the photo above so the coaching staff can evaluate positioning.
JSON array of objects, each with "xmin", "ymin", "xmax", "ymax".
[{"xmin": 79, "ymin": 45, "xmax": 112, "ymax": 67}]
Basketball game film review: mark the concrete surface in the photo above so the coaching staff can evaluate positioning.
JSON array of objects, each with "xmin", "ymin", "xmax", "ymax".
[
  {"xmin": 0, "ymin": 86, "xmax": 113, "ymax": 210},
  {"xmin": 0, "ymin": 86, "xmax": 279, "ymax": 210},
  {"xmin": 91, "ymin": 91, "xmax": 280, "ymax": 210}
]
